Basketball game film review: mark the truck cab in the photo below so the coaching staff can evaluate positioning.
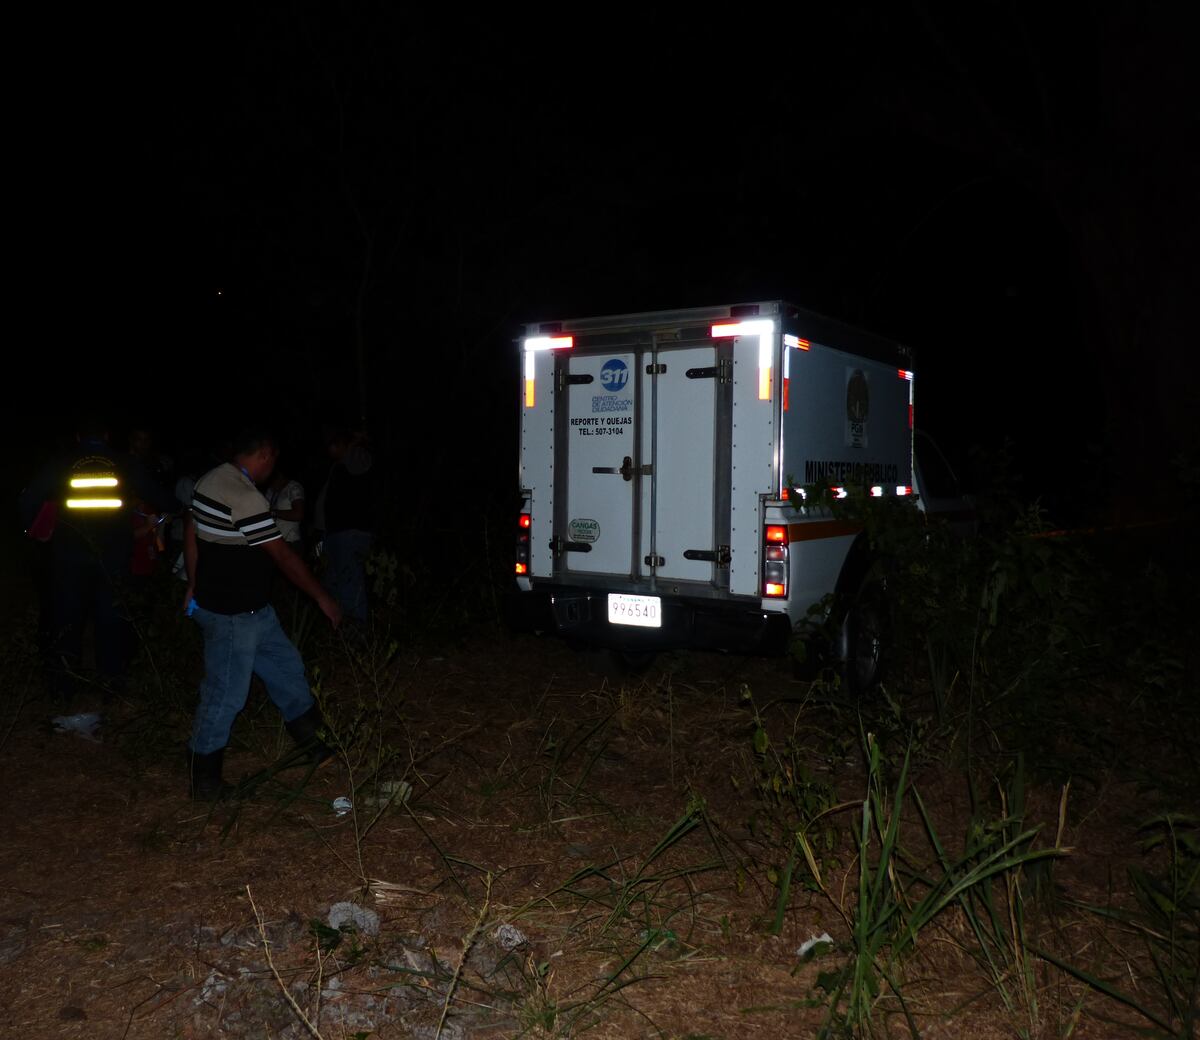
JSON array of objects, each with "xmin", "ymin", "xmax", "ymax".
[{"xmin": 913, "ymin": 431, "xmax": 976, "ymax": 536}]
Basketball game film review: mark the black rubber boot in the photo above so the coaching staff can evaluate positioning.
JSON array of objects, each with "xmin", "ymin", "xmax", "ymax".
[
  {"xmin": 284, "ymin": 707, "xmax": 335, "ymax": 767},
  {"xmin": 188, "ymin": 748, "xmax": 232, "ymax": 801}
]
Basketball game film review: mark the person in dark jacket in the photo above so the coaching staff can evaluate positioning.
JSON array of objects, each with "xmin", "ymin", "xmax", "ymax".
[
  {"xmin": 314, "ymin": 424, "xmax": 375, "ymax": 624},
  {"xmin": 18, "ymin": 418, "xmax": 179, "ymax": 709}
]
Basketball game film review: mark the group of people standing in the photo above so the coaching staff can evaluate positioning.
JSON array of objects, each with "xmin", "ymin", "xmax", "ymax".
[{"xmin": 18, "ymin": 419, "xmax": 378, "ymax": 799}]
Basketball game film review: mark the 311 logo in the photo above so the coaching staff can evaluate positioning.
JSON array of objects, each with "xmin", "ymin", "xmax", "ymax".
[{"xmin": 599, "ymin": 359, "xmax": 629, "ymax": 392}]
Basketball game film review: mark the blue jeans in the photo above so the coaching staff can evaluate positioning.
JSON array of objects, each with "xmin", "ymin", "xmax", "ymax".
[
  {"xmin": 323, "ymin": 529, "xmax": 372, "ymax": 624},
  {"xmin": 189, "ymin": 604, "xmax": 314, "ymax": 754}
]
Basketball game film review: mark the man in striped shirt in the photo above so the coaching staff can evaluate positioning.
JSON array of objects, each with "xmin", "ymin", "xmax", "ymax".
[{"xmin": 183, "ymin": 429, "xmax": 342, "ymax": 799}]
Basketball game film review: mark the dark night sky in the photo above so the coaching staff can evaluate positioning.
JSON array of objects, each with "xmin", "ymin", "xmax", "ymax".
[{"xmin": 16, "ymin": 5, "xmax": 1199, "ymax": 521}]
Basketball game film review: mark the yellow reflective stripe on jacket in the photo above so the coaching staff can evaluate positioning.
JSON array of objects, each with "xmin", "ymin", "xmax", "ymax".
[{"xmin": 64, "ymin": 471, "xmax": 123, "ymax": 510}]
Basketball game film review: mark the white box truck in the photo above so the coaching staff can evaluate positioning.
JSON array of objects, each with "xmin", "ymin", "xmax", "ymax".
[{"xmin": 513, "ymin": 300, "xmax": 966, "ymax": 686}]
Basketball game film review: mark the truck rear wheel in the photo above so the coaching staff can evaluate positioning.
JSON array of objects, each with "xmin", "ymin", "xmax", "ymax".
[{"xmin": 837, "ymin": 573, "xmax": 889, "ymax": 698}]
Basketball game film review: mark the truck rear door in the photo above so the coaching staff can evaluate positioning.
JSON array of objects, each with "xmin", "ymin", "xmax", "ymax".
[
  {"xmin": 638, "ymin": 343, "xmax": 726, "ymax": 585},
  {"xmin": 562, "ymin": 337, "xmax": 730, "ymax": 593}
]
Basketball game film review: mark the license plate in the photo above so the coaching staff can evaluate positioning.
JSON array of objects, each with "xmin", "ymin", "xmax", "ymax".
[{"xmin": 608, "ymin": 593, "xmax": 662, "ymax": 628}]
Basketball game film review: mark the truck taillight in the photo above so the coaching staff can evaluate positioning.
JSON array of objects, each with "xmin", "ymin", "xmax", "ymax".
[
  {"xmin": 516, "ymin": 512, "xmax": 531, "ymax": 576},
  {"xmin": 763, "ymin": 524, "xmax": 789, "ymax": 598}
]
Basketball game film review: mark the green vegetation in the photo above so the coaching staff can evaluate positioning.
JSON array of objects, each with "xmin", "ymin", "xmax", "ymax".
[{"xmin": 2, "ymin": 470, "xmax": 1196, "ymax": 1037}]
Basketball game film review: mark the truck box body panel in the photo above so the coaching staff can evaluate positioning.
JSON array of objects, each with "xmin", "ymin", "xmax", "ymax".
[
  {"xmin": 730, "ymin": 331, "xmax": 777, "ymax": 596},
  {"xmin": 520, "ymin": 347, "xmax": 557, "ymax": 578},
  {"xmin": 781, "ymin": 342, "xmax": 912, "ymax": 498}
]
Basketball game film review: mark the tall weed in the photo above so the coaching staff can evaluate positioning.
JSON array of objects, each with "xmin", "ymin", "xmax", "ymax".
[
  {"xmin": 1038, "ymin": 813, "xmax": 1199, "ymax": 1038},
  {"xmin": 793, "ymin": 467, "xmax": 1104, "ymax": 767},
  {"xmin": 804, "ymin": 735, "xmax": 1068, "ymax": 1038}
]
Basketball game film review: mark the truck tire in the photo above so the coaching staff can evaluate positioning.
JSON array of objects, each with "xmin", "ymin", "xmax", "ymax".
[{"xmin": 836, "ymin": 572, "xmax": 889, "ymax": 698}]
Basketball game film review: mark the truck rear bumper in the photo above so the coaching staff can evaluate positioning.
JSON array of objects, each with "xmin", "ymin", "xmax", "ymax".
[{"xmin": 512, "ymin": 585, "xmax": 791, "ymax": 656}]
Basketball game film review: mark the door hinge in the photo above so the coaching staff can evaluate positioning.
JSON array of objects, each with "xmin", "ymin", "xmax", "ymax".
[
  {"xmin": 644, "ymin": 554, "xmax": 665, "ymax": 567},
  {"xmin": 686, "ymin": 358, "xmax": 732, "ymax": 384},
  {"xmin": 645, "ymin": 363, "xmax": 667, "ymax": 375},
  {"xmin": 683, "ymin": 545, "xmax": 731, "ymax": 564},
  {"xmin": 557, "ymin": 371, "xmax": 593, "ymax": 392}
]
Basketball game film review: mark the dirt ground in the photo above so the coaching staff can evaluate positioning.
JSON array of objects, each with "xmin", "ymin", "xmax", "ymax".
[{"xmin": 0, "ymin": 594, "xmax": 1187, "ymax": 1040}]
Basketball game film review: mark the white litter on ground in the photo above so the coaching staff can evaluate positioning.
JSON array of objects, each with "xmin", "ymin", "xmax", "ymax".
[
  {"xmin": 492, "ymin": 923, "xmax": 529, "ymax": 951},
  {"xmin": 328, "ymin": 902, "xmax": 380, "ymax": 936},
  {"xmin": 52, "ymin": 713, "xmax": 103, "ymax": 742},
  {"xmin": 798, "ymin": 932, "xmax": 835, "ymax": 958}
]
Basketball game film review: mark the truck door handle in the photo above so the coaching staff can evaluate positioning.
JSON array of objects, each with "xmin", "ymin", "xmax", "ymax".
[
  {"xmin": 549, "ymin": 537, "xmax": 592, "ymax": 556},
  {"xmin": 591, "ymin": 457, "xmax": 650, "ymax": 481},
  {"xmin": 593, "ymin": 456, "xmax": 634, "ymax": 481}
]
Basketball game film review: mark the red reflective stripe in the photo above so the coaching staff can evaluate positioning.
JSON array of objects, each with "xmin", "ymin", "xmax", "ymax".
[{"xmin": 787, "ymin": 520, "xmax": 863, "ymax": 541}]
